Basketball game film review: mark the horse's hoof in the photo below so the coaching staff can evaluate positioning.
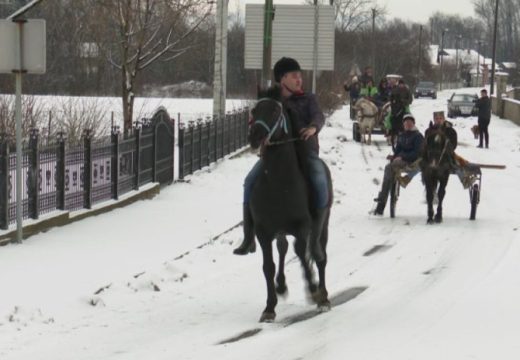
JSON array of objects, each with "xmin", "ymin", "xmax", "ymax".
[
  {"xmin": 311, "ymin": 288, "xmax": 328, "ymax": 305},
  {"xmin": 259, "ymin": 311, "xmax": 276, "ymax": 323},
  {"xmin": 276, "ymin": 283, "xmax": 288, "ymax": 296},
  {"xmin": 317, "ymin": 301, "xmax": 332, "ymax": 313},
  {"xmin": 434, "ymin": 215, "xmax": 443, "ymax": 223},
  {"xmin": 427, "ymin": 218, "xmax": 435, "ymax": 224}
]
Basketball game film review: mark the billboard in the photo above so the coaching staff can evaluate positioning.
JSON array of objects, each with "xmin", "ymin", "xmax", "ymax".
[{"xmin": 245, "ymin": 4, "xmax": 334, "ymax": 71}]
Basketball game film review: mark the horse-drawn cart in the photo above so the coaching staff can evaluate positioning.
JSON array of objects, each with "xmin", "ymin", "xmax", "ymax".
[
  {"xmin": 387, "ymin": 164, "xmax": 503, "ymax": 221},
  {"xmin": 352, "ymin": 100, "xmax": 390, "ymax": 144}
]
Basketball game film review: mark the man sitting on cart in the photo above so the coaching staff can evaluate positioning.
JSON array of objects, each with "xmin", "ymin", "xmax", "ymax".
[{"xmin": 373, "ymin": 113, "xmax": 424, "ymax": 216}]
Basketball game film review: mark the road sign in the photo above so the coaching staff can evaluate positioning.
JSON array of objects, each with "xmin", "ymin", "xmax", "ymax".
[{"xmin": 0, "ymin": 19, "xmax": 46, "ymax": 74}]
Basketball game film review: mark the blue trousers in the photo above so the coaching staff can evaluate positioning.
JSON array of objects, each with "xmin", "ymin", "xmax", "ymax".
[{"xmin": 244, "ymin": 152, "xmax": 329, "ymax": 209}]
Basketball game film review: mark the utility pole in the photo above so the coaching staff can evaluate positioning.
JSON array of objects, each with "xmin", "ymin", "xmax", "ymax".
[
  {"xmin": 439, "ymin": 28, "xmax": 448, "ymax": 91},
  {"xmin": 213, "ymin": 0, "xmax": 228, "ymax": 119},
  {"xmin": 455, "ymin": 34, "xmax": 461, "ymax": 83},
  {"xmin": 312, "ymin": 0, "xmax": 319, "ymax": 93},
  {"xmin": 490, "ymin": 0, "xmax": 499, "ymax": 95},
  {"xmin": 430, "ymin": 18, "xmax": 434, "ymax": 44},
  {"xmin": 417, "ymin": 25, "xmax": 423, "ymax": 80},
  {"xmin": 371, "ymin": 8, "xmax": 376, "ymax": 78},
  {"xmin": 261, "ymin": 0, "xmax": 274, "ymax": 88},
  {"xmin": 476, "ymin": 40, "xmax": 482, "ymax": 87}
]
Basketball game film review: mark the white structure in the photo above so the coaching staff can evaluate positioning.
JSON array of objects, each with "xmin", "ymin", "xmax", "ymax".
[{"xmin": 244, "ymin": 4, "xmax": 334, "ymax": 71}]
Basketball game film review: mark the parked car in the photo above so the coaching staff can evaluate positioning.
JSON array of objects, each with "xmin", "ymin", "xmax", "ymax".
[
  {"xmin": 414, "ymin": 81, "xmax": 437, "ymax": 99},
  {"xmin": 447, "ymin": 92, "xmax": 478, "ymax": 118}
]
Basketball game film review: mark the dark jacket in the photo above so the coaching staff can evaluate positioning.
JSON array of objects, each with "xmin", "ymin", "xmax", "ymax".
[
  {"xmin": 475, "ymin": 96, "xmax": 491, "ymax": 120},
  {"xmin": 359, "ymin": 73, "xmax": 374, "ymax": 87},
  {"xmin": 344, "ymin": 82, "xmax": 361, "ymax": 101},
  {"xmin": 284, "ymin": 92, "xmax": 325, "ymax": 154},
  {"xmin": 394, "ymin": 127, "xmax": 424, "ymax": 163},
  {"xmin": 425, "ymin": 120, "xmax": 458, "ymax": 150}
]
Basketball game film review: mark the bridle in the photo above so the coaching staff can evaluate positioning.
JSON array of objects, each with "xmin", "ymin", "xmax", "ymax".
[
  {"xmin": 252, "ymin": 98, "xmax": 299, "ymax": 146},
  {"xmin": 427, "ymin": 131, "xmax": 450, "ymax": 167}
]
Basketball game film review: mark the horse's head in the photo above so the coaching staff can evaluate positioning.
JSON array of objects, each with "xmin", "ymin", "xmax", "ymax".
[
  {"xmin": 422, "ymin": 129, "xmax": 453, "ymax": 169},
  {"xmin": 248, "ymin": 86, "xmax": 289, "ymax": 149}
]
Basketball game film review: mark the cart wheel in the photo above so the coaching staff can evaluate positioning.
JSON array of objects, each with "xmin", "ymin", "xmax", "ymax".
[
  {"xmin": 389, "ymin": 180, "xmax": 398, "ymax": 218},
  {"xmin": 353, "ymin": 122, "xmax": 361, "ymax": 142},
  {"xmin": 470, "ymin": 183, "xmax": 479, "ymax": 220}
]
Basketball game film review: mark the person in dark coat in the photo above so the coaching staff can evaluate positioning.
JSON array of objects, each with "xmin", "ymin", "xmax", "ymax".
[
  {"xmin": 475, "ymin": 88, "xmax": 491, "ymax": 148},
  {"xmin": 373, "ymin": 114, "xmax": 424, "ymax": 215},
  {"xmin": 234, "ymin": 57, "xmax": 329, "ymax": 255},
  {"xmin": 344, "ymin": 76, "xmax": 361, "ymax": 119},
  {"xmin": 359, "ymin": 66, "xmax": 374, "ymax": 87},
  {"xmin": 376, "ymin": 77, "xmax": 391, "ymax": 105}
]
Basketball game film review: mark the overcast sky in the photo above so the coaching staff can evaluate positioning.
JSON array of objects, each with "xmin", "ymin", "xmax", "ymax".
[{"xmin": 233, "ymin": 0, "xmax": 477, "ymax": 24}]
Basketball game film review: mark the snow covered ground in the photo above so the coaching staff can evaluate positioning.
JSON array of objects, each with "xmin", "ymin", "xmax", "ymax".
[{"xmin": 1, "ymin": 88, "xmax": 519, "ymax": 360}]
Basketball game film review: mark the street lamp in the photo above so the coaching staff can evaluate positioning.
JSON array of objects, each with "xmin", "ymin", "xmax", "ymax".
[{"xmin": 439, "ymin": 28, "xmax": 449, "ymax": 91}]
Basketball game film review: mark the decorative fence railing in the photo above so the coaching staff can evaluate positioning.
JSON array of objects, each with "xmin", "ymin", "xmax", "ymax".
[
  {"xmin": 178, "ymin": 108, "xmax": 249, "ymax": 180},
  {"xmin": 0, "ymin": 107, "xmax": 250, "ymax": 230}
]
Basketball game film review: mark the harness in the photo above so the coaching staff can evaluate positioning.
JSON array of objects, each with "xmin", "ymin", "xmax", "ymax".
[{"xmin": 253, "ymin": 98, "xmax": 300, "ymax": 146}]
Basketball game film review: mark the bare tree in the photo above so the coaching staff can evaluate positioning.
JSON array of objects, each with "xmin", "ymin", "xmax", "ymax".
[
  {"xmin": 83, "ymin": 0, "xmax": 214, "ymax": 133},
  {"xmin": 0, "ymin": 95, "xmax": 46, "ymax": 143}
]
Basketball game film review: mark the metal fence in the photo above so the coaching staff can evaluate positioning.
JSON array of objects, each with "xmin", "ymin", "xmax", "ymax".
[
  {"xmin": 178, "ymin": 109, "xmax": 249, "ymax": 179},
  {"xmin": 0, "ymin": 107, "xmax": 250, "ymax": 230}
]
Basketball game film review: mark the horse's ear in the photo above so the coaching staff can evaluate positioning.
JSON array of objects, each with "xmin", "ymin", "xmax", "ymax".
[
  {"xmin": 257, "ymin": 85, "xmax": 268, "ymax": 99},
  {"xmin": 267, "ymin": 85, "xmax": 282, "ymax": 102}
]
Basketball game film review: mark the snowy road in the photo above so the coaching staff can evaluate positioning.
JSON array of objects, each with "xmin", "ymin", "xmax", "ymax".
[{"xmin": 1, "ymin": 89, "xmax": 519, "ymax": 359}]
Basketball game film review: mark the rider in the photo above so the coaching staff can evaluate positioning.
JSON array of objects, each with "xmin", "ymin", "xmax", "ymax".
[
  {"xmin": 384, "ymin": 79, "xmax": 411, "ymax": 135},
  {"xmin": 373, "ymin": 113, "xmax": 424, "ymax": 215},
  {"xmin": 359, "ymin": 66, "xmax": 374, "ymax": 87},
  {"xmin": 233, "ymin": 57, "xmax": 329, "ymax": 260},
  {"xmin": 376, "ymin": 77, "xmax": 391, "ymax": 105}
]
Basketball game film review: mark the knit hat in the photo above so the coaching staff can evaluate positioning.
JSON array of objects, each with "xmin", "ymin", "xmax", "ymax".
[
  {"xmin": 402, "ymin": 113, "xmax": 415, "ymax": 123},
  {"xmin": 274, "ymin": 57, "xmax": 301, "ymax": 82}
]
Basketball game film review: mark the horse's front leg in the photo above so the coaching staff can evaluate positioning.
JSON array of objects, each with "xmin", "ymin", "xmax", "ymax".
[
  {"xmin": 435, "ymin": 177, "xmax": 448, "ymax": 223},
  {"xmin": 292, "ymin": 228, "xmax": 318, "ymax": 297},
  {"xmin": 315, "ymin": 219, "xmax": 331, "ymax": 312},
  {"xmin": 257, "ymin": 232, "xmax": 277, "ymax": 322},
  {"xmin": 275, "ymin": 234, "xmax": 288, "ymax": 296},
  {"xmin": 425, "ymin": 179, "xmax": 436, "ymax": 224}
]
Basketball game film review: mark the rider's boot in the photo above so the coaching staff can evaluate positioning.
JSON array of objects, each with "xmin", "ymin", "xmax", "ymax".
[
  {"xmin": 233, "ymin": 204, "xmax": 256, "ymax": 255},
  {"xmin": 309, "ymin": 208, "xmax": 328, "ymax": 262}
]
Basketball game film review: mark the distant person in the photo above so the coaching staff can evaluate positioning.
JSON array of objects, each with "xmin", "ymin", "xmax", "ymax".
[
  {"xmin": 359, "ymin": 79, "xmax": 378, "ymax": 100},
  {"xmin": 475, "ymin": 89, "xmax": 491, "ymax": 148},
  {"xmin": 359, "ymin": 66, "xmax": 374, "ymax": 87},
  {"xmin": 344, "ymin": 76, "xmax": 361, "ymax": 119},
  {"xmin": 376, "ymin": 77, "xmax": 391, "ymax": 104}
]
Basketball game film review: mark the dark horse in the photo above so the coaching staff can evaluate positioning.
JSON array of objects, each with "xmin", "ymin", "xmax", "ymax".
[
  {"xmin": 420, "ymin": 129, "xmax": 455, "ymax": 224},
  {"xmin": 248, "ymin": 86, "xmax": 332, "ymax": 322}
]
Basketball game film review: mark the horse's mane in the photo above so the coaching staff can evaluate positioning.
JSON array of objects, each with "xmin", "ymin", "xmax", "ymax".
[{"xmin": 257, "ymin": 85, "xmax": 282, "ymax": 101}]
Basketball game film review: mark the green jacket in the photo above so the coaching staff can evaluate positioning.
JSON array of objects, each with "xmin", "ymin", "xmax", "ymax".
[{"xmin": 359, "ymin": 86, "xmax": 378, "ymax": 98}]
